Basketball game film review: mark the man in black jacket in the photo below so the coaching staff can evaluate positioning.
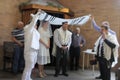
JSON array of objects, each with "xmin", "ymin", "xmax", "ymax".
[{"xmin": 93, "ymin": 24, "xmax": 119, "ymax": 80}]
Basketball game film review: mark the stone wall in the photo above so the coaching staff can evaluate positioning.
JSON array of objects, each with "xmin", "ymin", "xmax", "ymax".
[{"xmin": 0, "ymin": 0, "xmax": 28, "ymax": 69}]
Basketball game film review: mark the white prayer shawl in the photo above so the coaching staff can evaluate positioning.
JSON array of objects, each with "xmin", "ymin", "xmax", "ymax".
[
  {"xmin": 94, "ymin": 33, "xmax": 119, "ymax": 67},
  {"xmin": 52, "ymin": 27, "xmax": 72, "ymax": 56},
  {"xmin": 24, "ymin": 12, "xmax": 40, "ymax": 53},
  {"xmin": 38, "ymin": 11, "xmax": 90, "ymax": 25},
  {"xmin": 52, "ymin": 30, "xmax": 58, "ymax": 57},
  {"xmin": 58, "ymin": 27, "xmax": 72, "ymax": 46}
]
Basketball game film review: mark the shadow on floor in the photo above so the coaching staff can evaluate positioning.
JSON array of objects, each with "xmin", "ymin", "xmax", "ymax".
[{"xmin": 0, "ymin": 68, "xmax": 115, "ymax": 80}]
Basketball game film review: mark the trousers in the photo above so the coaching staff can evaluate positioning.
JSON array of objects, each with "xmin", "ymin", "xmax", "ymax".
[
  {"xmin": 97, "ymin": 57, "xmax": 111, "ymax": 80},
  {"xmin": 12, "ymin": 44, "xmax": 24, "ymax": 73},
  {"xmin": 22, "ymin": 49, "xmax": 38, "ymax": 80},
  {"xmin": 70, "ymin": 46, "xmax": 80, "ymax": 70},
  {"xmin": 55, "ymin": 46, "xmax": 68, "ymax": 75}
]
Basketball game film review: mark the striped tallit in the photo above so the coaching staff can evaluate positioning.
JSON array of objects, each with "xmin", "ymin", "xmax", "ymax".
[{"xmin": 38, "ymin": 11, "xmax": 90, "ymax": 25}]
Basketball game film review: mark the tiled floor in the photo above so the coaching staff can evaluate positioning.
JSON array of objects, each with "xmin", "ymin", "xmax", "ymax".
[{"xmin": 0, "ymin": 68, "xmax": 115, "ymax": 80}]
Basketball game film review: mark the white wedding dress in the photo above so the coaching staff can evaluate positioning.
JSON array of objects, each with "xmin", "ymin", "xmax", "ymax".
[{"xmin": 37, "ymin": 27, "xmax": 51, "ymax": 65}]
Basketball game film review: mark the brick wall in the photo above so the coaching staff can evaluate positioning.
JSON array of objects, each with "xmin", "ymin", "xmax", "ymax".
[
  {"xmin": 0, "ymin": 0, "xmax": 120, "ymax": 69},
  {"xmin": 0, "ymin": 0, "xmax": 28, "ymax": 69},
  {"xmin": 59, "ymin": 0, "xmax": 120, "ymax": 69}
]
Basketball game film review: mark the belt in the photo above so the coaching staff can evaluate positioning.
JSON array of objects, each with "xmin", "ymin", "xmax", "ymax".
[{"xmin": 62, "ymin": 45, "xmax": 67, "ymax": 46}]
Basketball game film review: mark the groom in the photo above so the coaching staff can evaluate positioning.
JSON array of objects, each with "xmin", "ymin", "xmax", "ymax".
[{"xmin": 53, "ymin": 21, "xmax": 72, "ymax": 77}]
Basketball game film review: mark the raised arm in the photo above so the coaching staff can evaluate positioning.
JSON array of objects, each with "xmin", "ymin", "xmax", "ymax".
[
  {"xmin": 91, "ymin": 18, "xmax": 101, "ymax": 32},
  {"xmin": 91, "ymin": 17, "xmax": 116, "ymax": 35},
  {"xmin": 24, "ymin": 9, "xmax": 41, "ymax": 31}
]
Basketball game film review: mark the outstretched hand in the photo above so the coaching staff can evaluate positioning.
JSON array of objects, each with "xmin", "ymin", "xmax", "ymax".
[
  {"xmin": 90, "ymin": 15, "xmax": 94, "ymax": 20},
  {"xmin": 37, "ymin": 9, "xmax": 45, "ymax": 14},
  {"xmin": 38, "ymin": 9, "xmax": 41, "ymax": 12},
  {"xmin": 36, "ymin": 9, "xmax": 42, "ymax": 15}
]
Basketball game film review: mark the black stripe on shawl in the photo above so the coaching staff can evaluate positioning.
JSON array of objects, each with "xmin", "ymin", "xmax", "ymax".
[
  {"xmin": 76, "ymin": 17, "xmax": 85, "ymax": 24},
  {"xmin": 43, "ymin": 14, "xmax": 49, "ymax": 21}
]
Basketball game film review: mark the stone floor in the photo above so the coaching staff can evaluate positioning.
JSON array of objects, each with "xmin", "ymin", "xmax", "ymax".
[{"xmin": 0, "ymin": 68, "xmax": 115, "ymax": 80}]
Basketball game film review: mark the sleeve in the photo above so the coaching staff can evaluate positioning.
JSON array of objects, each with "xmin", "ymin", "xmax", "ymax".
[
  {"xmin": 92, "ymin": 19, "xmax": 116, "ymax": 35},
  {"xmin": 92, "ymin": 19, "xmax": 101, "ymax": 32},
  {"xmin": 54, "ymin": 29, "xmax": 62, "ymax": 48},
  {"xmin": 104, "ymin": 39, "xmax": 116, "ymax": 48},
  {"xmin": 81, "ymin": 35, "xmax": 86, "ymax": 46},
  {"xmin": 27, "ymin": 11, "xmax": 41, "ymax": 31}
]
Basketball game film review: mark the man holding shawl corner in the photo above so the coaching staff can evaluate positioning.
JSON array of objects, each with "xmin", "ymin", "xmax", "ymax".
[{"xmin": 91, "ymin": 16, "xmax": 119, "ymax": 80}]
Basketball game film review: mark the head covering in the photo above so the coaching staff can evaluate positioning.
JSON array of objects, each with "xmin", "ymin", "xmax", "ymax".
[
  {"xmin": 76, "ymin": 27, "xmax": 80, "ymax": 31},
  {"xmin": 101, "ymin": 21, "xmax": 116, "ymax": 35},
  {"xmin": 101, "ymin": 21, "xmax": 110, "ymax": 29},
  {"xmin": 38, "ymin": 20, "xmax": 52, "ymax": 37}
]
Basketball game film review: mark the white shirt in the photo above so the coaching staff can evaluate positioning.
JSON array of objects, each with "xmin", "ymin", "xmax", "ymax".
[
  {"xmin": 98, "ymin": 38, "xmax": 104, "ymax": 57},
  {"xmin": 24, "ymin": 12, "xmax": 40, "ymax": 53},
  {"xmin": 54, "ymin": 27, "xmax": 72, "ymax": 49}
]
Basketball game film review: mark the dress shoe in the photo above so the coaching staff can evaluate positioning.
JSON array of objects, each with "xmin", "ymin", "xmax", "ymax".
[
  {"xmin": 75, "ymin": 68, "xmax": 79, "ymax": 71},
  {"xmin": 18, "ymin": 69, "xmax": 23, "ymax": 73},
  {"xmin": 62, "ymin": 73, "xmax": 69, "ymax": 77},
  {"xmin": 70, "ymin": 67, "xmax": 74, "ymax": 71},
  {"xmin": 54, "ymin": 74, "xmax": 58, "ymax": 77},
  {"xmin": 12, "ymin": 71, "xmax": 18, "ymax": 75},
  {"xmin": 95, "ymin": 76, "xmax": 102, "ymax": 79}
]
